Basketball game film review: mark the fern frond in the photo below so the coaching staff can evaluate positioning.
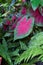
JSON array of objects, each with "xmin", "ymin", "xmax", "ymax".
[{"xmin": 15, "ymin": 32, "xmax": 43, "ymax": 64}]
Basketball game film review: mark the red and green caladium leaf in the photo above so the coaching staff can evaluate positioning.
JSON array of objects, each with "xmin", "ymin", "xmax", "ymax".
[
  {"xmin": 14, "ymin": 16, "xmax": 34, "ymax": 41},
  {"xmin": 30, "ymin": 8, "xmax": 43, "ymax": 27}
]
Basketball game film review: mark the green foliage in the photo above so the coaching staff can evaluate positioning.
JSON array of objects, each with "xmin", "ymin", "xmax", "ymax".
[
  {"xmin": 19, "ymin": 41, "xmax": 28, "ymax": 50},
  {"xmin": 0, "ymin": 38, "xmax": 13, "ymax": 65},
  {"xmin": 0, "ymin": 0, "xmax": 6, "ymax": 3},
  {"xmin": 0, "ymin": 0, "xmax": 11, "ymax": 3},
  {"xmin": 15, "ymin": 32, "xmax": 43, "ymax": 64}
]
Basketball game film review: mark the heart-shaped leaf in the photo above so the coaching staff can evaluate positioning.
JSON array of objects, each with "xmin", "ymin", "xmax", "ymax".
[{"xmin": 14, "ymin": 16, "xmax": 34, "ymax": 41}]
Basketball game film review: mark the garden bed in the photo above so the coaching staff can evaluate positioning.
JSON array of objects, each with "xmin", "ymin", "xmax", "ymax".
[{"xmin": 0, "ymin": 0, "xmax": 43, "ymax": 65}]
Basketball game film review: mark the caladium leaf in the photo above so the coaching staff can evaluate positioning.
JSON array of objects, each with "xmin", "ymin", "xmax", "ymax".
[
  {"xmin": 30, "ymin": 8, "xmax": 43, "ymax": 27},
  {"xmin": 14, "ymin": 16, "xmax": 34, "ymax": 41},
  {"xmin": 30, "ymin": 0, "xmax": 40, "ymax": 11}
]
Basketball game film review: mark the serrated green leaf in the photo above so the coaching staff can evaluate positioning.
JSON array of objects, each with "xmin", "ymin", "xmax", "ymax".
[
  {"xmin": 19, "ymin": 41, "xmax": 28, "ymax": 50},
  {"xmin": 9, "ymin": 49, "xmax": 19, "ymax": 57},
  {"xmin": 29, "ymin": 32, "xmax": 43, "ymax": 47},
  {"xmin": 31, "ymin": 47, "xmax": 43, "ymax": 59}
]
